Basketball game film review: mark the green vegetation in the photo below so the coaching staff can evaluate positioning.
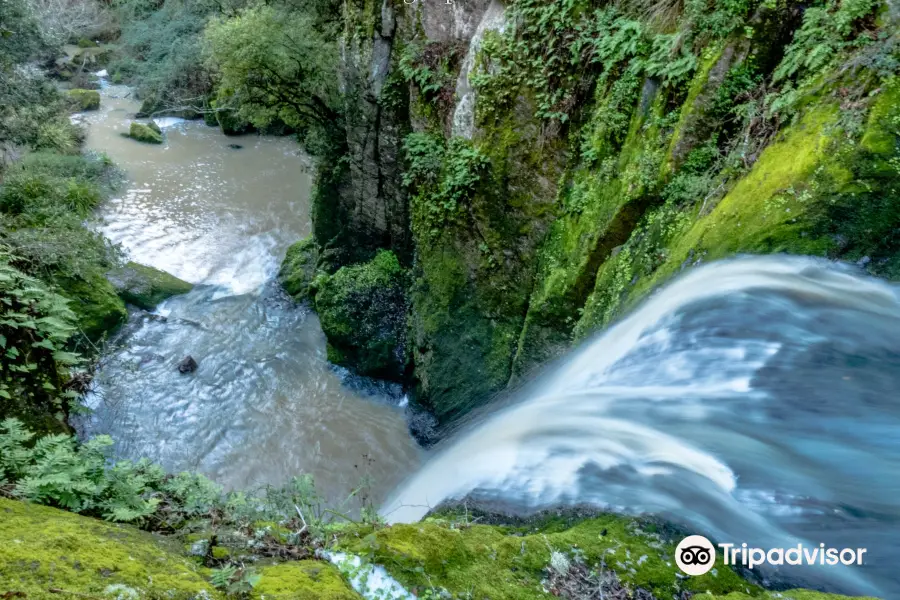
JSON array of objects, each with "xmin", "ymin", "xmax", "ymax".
[
  {"xmin": 0, "ymin": 420, "xmax": 876, "ymax": 600},
  {"xmin": 202, "ymin": 3, "xmax": 340, "ymax": 135},
  {"xmin": 279, "ymin": 236, "xmax": 320, "ymax": 302},
  {"xmin": 65, "ymin": 88, "xmax": 101, "ymax": 111},
  {"xmin": 315, "ymin": 250, "xmax": 409, "ymax": 380},
  {"xmin": 127, "ymin": 121, "xmax": 164, "ymax": 144},
  {"xmin": 0, "ymin": 496, "xmax": 223, "ymax": 599}
]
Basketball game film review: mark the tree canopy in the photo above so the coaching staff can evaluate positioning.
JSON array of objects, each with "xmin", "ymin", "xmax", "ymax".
[{"xmin": 203, "ymin": 4, "xmax": 340, "ymax": 132}]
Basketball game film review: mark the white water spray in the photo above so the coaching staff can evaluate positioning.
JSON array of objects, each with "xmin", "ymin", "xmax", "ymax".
[{"xmin": 384, "ymin": 255, "xmax": 900, "ymax": 596}]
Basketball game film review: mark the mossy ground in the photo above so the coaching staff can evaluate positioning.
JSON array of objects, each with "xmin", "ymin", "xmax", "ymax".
[
  {"xmin": 0, "ymin": 497, "xmax": 221, "ymax": 599},
  {"xmin": 108, "ymin": 261, "xmax": 193, "ymax": 310},
  {"xmin": 335, "ymin": 511, "xmax": 875, "ymax": 600},
  {"xmin": 252, "ymin": 561, "xmax": 359, "ymax": 600},
  {"xmin": 0, "ymin": 498, "xmax": 877, "ymax": 600}
]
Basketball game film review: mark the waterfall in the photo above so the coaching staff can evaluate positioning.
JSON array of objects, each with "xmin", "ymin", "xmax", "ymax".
[
  {"xmin": 383, "ymin": 255, "xmax": 900, "ymax": 597},
  {"xmin": 451, "ymin": 0, "xmax": 507, "ymax": 139}
]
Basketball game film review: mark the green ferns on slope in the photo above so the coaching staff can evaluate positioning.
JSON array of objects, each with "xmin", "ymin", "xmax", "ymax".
[{"xmin": 381, "ymin": 0, "xmax": 900, "ymax": 420}]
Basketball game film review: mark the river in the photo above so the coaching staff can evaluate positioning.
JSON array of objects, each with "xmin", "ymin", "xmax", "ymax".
[
  {"xmin": 77, "ymin": 84, "xmax": 422, "ymax": 504},
  {"xmin": 77, "ymin": 85, "xmax": 900, "ymax": 598}
]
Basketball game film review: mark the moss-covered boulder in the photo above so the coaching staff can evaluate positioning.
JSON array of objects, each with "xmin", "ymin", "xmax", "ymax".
[
  {"xmin": 217, "ymin": 109, "xmax": 254, "ymax": 136},
  {"xmin": 0, "ymin": 498, "xmax": 222, "ymax": 599},
  {"xmin": 315, "ymin": 250, "xmax": 408, "ymax": 379},
  {"xmin": 53, "ymin": 272, "xmax": 127, "ymax": 342},
  {"xmin": 108, "ymin": 261, "xmax": 193, "ymax": 310},
  {"xmin": 337, "ymin": 512, "xmax": 876, "ymax": 600},
  {"xmin": 252, "ymin": 561, "xmax": 360, "ymax": 600},
  {"xmin": 128, "ymin": 122, "xmax": 163, "ymax": 144},
  {"xmin": 65, "ymin": 88, "xmax": 101, "ymax": 112},
  {"xmin": 279, "ymin": 236, "xmax": 320, "ymax": 302}
]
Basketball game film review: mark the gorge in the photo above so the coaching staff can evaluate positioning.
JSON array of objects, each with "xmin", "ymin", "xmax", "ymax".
[{"xmin": 1, "ymin": 0, "xmax": 899, "ymax": 597}]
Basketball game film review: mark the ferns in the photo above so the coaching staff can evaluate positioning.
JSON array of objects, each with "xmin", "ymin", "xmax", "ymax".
[
  {"xmin": 0, "ymin": 419, "xmax": 380, "ymax": 541},
  {"xmin": 0, "ymin": 252, "xmax": 80, "ymax": 419}
]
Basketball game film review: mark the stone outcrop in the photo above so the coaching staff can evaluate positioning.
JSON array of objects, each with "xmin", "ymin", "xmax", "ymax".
[{"xmin": 286, "ymin": 0, "xmax": 900, "ymax": 427}]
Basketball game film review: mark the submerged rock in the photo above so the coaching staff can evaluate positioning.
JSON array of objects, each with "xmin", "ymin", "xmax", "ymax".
[
  {"xmin": 178, "ymin": 355, "xmax": 198, "ymax": 374},
  {"xmin": 108, "ymin": 261, "xmax": 193, "ymax": 310},
  {"xmin": 65, "ymin": 88, "xmax": 100, "ymax": 111},
  {"xmin": 127, "ymin": 122, "xmax": 163, "ymax": 144}
]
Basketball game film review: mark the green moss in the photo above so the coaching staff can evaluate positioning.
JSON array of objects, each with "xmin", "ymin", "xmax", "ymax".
[
  {"xmin": 512, "ymin": 88, "xmax": 672, "ymax": 377},
  {"xmin": 577, "ymin": 81, "xmax": 900, "ymax": 336},
  {"xmin": 315, "ymin": 250, "xmax": 408, "ymax": 379},
  {"xmin": 252, "ymin": 561, "xmax": 360, "ymax": 600},
  {"xmin": 108, "ymin": 262, "xmax": 193, "ymax": 310},
  {"xmin": 339, "ymin": 514, "xmax": 867, "ymax": 600},
  {"xmin": 65, "ymin": 89, "xmax": 101, "ymax": 112},
  {"xmin": 663, "ymin": 43, "xmax": 727, "ymax": 177},
  {"xmin": 279, "ymin": 236, "xmax": 320, "ymax": 302},
  {"xmin": 0, "ymin": 497, "xmax": 222, "ymax": 599},
  {"xmin": 216, "ymin": 109, "xmax": 253, "ymax": 136},
  {"xmin": 128, "ymin": 122, "xmax": 164, "ymax": 144},
  {"xmin": 53, "ymin": 272, "xmax": 128, "ymax": 342}
]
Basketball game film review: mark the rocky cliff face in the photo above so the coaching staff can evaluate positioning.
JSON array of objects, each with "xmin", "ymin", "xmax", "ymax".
[{"xmin": 286, "ymin": 0, "xmax": 900, "ymax": 426}]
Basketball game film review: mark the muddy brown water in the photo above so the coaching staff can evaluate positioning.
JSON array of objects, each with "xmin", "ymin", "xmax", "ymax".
[{"xmin": 77, "ymin": 84, "xmax": 422, "ymax": 503}]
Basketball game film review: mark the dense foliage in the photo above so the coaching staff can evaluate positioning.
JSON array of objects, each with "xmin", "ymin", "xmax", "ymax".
[
  {"xmin": 0, "ymin": 0, "xmax": 125, "ymax": 429},
  {"xmin": 0, "ymin": 416, "xmax": 379, "ymax": 535}
]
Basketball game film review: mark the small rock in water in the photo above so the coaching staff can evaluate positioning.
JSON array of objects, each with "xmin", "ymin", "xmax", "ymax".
[
  {"xmin": 227, "ymin": 143, "xmax": 243, "ymax": 150},
  {"xmin": 178, "ymin": 355, "xmax": 198, "ymax": 374}
]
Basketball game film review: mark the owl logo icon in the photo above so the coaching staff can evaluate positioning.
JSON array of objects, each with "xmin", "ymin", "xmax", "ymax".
[{"xmin": 675, "ymin": 535, "xmax": 716, "ymax": 576}]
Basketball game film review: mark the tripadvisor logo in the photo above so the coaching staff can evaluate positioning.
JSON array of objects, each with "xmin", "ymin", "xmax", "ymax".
[
  {"xmin": 676, "ymin": 535, "xmax": 716, "ymax": 576},
  {"xmin": 674, "ymin": 535, "xmax": 869, "ymax": 576}
]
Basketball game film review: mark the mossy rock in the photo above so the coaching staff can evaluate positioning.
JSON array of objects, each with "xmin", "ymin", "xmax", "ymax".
[
  {"xmin": 337, "ymin": 514, "xmax": 876, "ymax": 600},
  {"xmin": 0, "ymin": 498, "xmax": 223, "ymax": 599},
  {"xmin": 315, "ymin": 250, "xmax": 408, "ymax": 379},
  {"xmin": 53, "ymin": 272, "xmax": 127, "ymax": 342},
  {"xmin": 65, "ymin": 89, "xmax": 100, "ymax": 112},
  {"xmin": 279, "ymin": 236, "xmax": 320, "ymax": 302},
  {"xmin": 251, "ymin": 561, "xmax": 360, "ymax": 600},
  {"xmin": 107, "ymin": 262, "xmax": 193, "ymax": 310},
  {"xmin": 217, "ymin": 109, "xmax": 254, "ymax": 136},
  {"xmin": 128, "ymin": 122, "xmax": 163, "ymax": 144}
]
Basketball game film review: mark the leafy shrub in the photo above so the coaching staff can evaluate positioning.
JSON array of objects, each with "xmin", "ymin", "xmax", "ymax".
[
  {"xmin": 0, "ymin": 418, "xmax": 381, "ymax": 537},
  {"xmin": 0, "ymin": 253, "xmax": 80, "ymax": 428}
]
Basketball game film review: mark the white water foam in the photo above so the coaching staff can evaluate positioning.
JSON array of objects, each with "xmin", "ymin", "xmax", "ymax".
[
  {"xmin": 383, "ymin": 255, "xmax": 900, "ymax": 596},
  {"xmin": 451, "ymin": 0, "xmax": 507, "ymax": 139}
]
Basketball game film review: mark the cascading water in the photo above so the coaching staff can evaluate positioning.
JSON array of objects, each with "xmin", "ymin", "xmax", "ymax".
[
  {"xmin": 451, "ymin": 0, "xmax": 506, "ymax": 139},
  {"xmin": 383, "ymin": 255, "xmax": 900, "ymax": 598}
]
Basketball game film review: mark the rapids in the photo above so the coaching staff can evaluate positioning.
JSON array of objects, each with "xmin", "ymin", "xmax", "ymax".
[{"xmin": 383, "ymin": 255, "xmax": 900, "ymax": 598}]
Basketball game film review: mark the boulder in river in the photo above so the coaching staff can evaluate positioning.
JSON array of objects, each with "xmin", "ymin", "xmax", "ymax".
[
  {"xmin": 107, "ymin": 262, "xmax": 193, "ymax": 310},
  {"xmin": 65, "ymin": 89, "xmax": 100, "ymax": 112},
  {"xmin": 128, "ymin": 122, "xmax": 163, "ymax": 144},
  {"xmin": 178, "ymin": 356, "xmax": 198, "ymax": 374}
]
